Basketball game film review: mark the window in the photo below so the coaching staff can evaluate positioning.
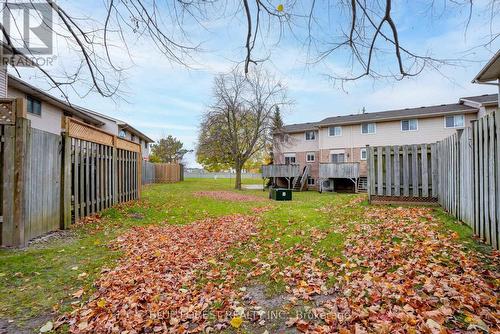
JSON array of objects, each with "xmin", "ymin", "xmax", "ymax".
[
  {"xmin": 144, "ymin": 142, "xmax": 148, "ymax": 149},
  {"xmin": 361, "ymin": 123, "xmax": 376, "ymax": 134},
  {"xmin": 306, "ymin": 152, "xmax": 315, "ymax": 162},
  {"xmin": 331, "ymin": 153, "xmax": 345, "ymax": 163},
  {"xmin": 284, "ymin": 154, "xmax": 296, "ymax": 164},
  {"xmin": 118, "ymin": 130, "xmax": 126, "ymax": 138},
  {"xmin": 328, "ymin": 126, "xmax": 342, "ymax": 136},
  {"xmin": 307, "ymin": 177, "xmax": 315, "ymax": 186},
  {"xmin": 360, "ymin": 148, "xmax": 367, "ymax": 161},
  {"xmin": 445, "ymin": 115, "xmax": 465, "ymax": 128},
  {"xmin": 305, "ymin": 130, "xmax": 316, "ymax": 141},
  {"xmin": 131, "ymin": 134, "xmax": 136, "ymax": 141},
  {"xmin": 27, "ymin": 95, "xmax": 41, "ymax": 116},
  {"xmin": 401, "ymin": 119, "xmax": 418, "ymax": 131}
]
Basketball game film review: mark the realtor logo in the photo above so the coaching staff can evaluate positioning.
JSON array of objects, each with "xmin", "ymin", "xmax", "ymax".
[{"xmin": 1, "ymin": 1, "xmax": 54, "ymax": 66}]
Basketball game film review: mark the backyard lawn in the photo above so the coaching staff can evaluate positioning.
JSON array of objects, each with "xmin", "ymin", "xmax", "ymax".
[{"xmin": 0, "ymin": 179, "xmax": 498, "ymax": 333}]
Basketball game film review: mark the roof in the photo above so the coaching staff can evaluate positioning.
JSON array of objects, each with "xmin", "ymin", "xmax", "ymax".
[
  {"xmin": 8, "ymin": 75, "xmax": 154, "ymax": 143},
  {"xmin": 78, "ymin": 107, "xmax": 154, "ymax": 143},
  {"xmin": 282, "ymin": 122, "xmax": 319, "ymax": 133},
  {"xmin": 318, "ymin": 103, "xmax": 478, "ymax": 127},
  {"xmin": 460, "ymin": 93, "xmax": 498, "ymax": 106},
  {"xmin": 8, "ymin": 75, "xmax": 104, "ymax": 126},
  {"xmin": 473, "ymin": 51, "xmax": 500, "ymax": 83},
  {"xmin": 280, "ymin": 101, "xmax": 479, "ymax": 133}
]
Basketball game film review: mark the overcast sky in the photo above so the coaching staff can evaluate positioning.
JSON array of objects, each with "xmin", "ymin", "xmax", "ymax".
[{"xmin": 13, "ymin": 1, "xmax": 500, "ymax": 167}]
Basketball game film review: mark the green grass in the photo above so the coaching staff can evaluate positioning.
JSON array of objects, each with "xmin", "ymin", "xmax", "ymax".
[{"xmin": 0, "ymin": 178, "xmax": 488, "ymax": 331}]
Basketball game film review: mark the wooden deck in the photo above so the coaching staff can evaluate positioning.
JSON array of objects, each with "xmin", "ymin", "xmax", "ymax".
[
  {"xmin": 262, "ymin": 164, "xmax": 301, "ymax": 178},
  {"xmin": 319, "ymin": 162, "xmax": 360, "ymax": 179}
]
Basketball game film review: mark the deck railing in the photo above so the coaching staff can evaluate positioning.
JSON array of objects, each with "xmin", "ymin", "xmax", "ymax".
[
  {"xmin": 319, "ymin": 162, "xmax": 360, "ymax": 179},
  {"xmin": 262, "ymin": 164, "xmax": 301, "ymax": 178}
]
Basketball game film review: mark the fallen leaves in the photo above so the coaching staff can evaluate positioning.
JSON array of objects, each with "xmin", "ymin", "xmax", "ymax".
[
  {"xmin": 193, "ymin": 191, "xmax": 267, "ymax": 202},
  {"xmin": 67, "ymin": 214, "xmax": 258, "ymax": 333},
  {"xmin": 285, "ymin": 207, "xmax": 499, "ymax": 333}
]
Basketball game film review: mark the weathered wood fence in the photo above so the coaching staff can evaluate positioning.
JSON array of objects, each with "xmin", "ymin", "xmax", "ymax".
[
  {"xmin": 61, "ymin": 117, "xmax": 142, "ymax": 228},
  {"xmin": 471, "ymin": 113, "xmax": 499, "ymax": 249},
  {"xmin": 367, "ymin": 144, "xmax": 437, "ymax": 202},
  {"xmin": 368, "ymin": 111, "xmax": 500, "ymax": 249},
  {"xmin": 0, "ymin": 102, "xmax": 145, "ymax": 247},
  {"xmin": 141, "ymin": 161, "xmax": 183, "ymax": 184}
]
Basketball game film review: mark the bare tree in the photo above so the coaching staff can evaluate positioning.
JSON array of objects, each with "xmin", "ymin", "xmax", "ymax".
[
  {"xmin": 197, "ymin": 67, "xmax": 289, "ymax": 189},
  {"xmin": 0, "ymin": 0, "xmax": 497, "ymax": 98}
]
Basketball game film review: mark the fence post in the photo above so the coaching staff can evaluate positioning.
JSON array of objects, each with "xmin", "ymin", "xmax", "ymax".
[
  {"xmin": 12, "ymin": 98, "xmax": 29, "ymax": 246},
  {"xmin": 366, "ymin": 145, "xmax": 371, "ymax": 203},
  {"xmin": 137, "ymin": 147, "xmax": 142, "ymax": 198},
  {"xmin": 60, "ymin": 117, "xmax": 72, "ymax": 229},
  {"xmin": 112, "ymin": 136, "xmax": 118, "ymax": 205}
]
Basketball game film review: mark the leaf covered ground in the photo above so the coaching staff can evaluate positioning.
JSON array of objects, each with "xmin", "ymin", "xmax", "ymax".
[{"xmin": 0, "ymin": 179, "xmax": 498, "ymax": 334}]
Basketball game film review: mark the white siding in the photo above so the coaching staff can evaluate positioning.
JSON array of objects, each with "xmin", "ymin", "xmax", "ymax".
[
  {"xmin": 281, "ymin": 131, "xmax": 319, "ymax": 152},
  {"xmin": 8, "ymin": 86, "xmax": 63, "ymax": 135},
  {"xmin": 319, "ymin": 114, "xmax": 477, "ymax": 148}
]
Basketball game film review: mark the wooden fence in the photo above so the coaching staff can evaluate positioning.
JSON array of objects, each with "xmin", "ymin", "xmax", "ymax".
[
  {"xmin": 437, "ymin": 128, "xmax": 474, "ymax": 226},
  {"xmin": 61, "ymin": 117, "xmax": 142, "ymax": 228},
  {"xmin": 368, "ymin": 111, "xmax": 500, "ymax": 249},
  {"xmin": 24, "ymin": 128, "xmax": 62, "ymax": 241},
  {"xmin": 141, "ymin": 161, "xmax": 183, "ymax": 184},
  {"xmin": 472, "ymin": 113, "xmax": 499, "ymax": 249},
  {"xmin": 367, "ymin": 143, "xmax": 438, "ymax": 202},
  {"xmin": 0, "ymin": 102, "xmax": 147, "ymax": 247}
]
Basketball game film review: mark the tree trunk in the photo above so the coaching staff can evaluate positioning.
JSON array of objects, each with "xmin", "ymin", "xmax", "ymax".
[{"xmin": 235, "ymin": 162, "xmax": 242, "ymax": 190}]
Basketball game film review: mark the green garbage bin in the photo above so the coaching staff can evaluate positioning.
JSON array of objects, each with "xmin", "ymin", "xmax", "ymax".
[{"xmin": 270, "ymin": 188, "xmax": 292, "ymax": 201}]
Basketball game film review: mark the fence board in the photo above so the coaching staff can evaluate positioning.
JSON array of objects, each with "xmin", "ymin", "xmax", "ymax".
[
  {"xmin": 385, "ymin": 146, "xmax": 392, "ymax": 196},
  {"xmin": 421, "ymin": 144, "xmax": 428, "ymax": 197}
]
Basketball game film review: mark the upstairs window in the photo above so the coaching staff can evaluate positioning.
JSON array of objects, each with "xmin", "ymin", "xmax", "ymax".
[
  {"xmin": 328, "ymin": 126, "xmax": 342, "ymax": 136},
  {"xmin": 305, "ymin": 130, "xmax": 316, "ymax": 141},
  {"xmin": 118, "ymin": 130, "xmax": 126, "ymax": 138},
  {"xmin": 27, "ymin": 95, "xmax": 41, "ymax": 116},
  {"xmin": 445, "ymin": 115, "xmax": 465, "ymax": 128},
  {"xmin": 401, "ymin": 119, "xmax": 418, "ymax": 131},
  {"xmin": 306, "ymin": 152, "xmax": 315, "ymax": 162},
  {"xmin": 361, "ymin": 123, "xmax": 376, "ymax": 134}
]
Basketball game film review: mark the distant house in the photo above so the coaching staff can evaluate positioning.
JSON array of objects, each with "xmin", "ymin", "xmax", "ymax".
[
  {"xmin": 268, "ymin": 94, "xmax": 498, "ymax": 192},
  {"xmin": 2, "ymin": 73, "xmax": 154, "ymax": 159}
]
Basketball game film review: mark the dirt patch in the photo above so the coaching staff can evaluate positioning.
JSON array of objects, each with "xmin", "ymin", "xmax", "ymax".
[
  {"xmin": 240, "ymin": 285, "xmax": 298, "ymax": 334},
  {"xmin": 0, "ymin": 313, "xmax": 53, "ymax": 334},
  {"xmin": 193, "ymin": 191, "xmax": 267, "ymax": 202},
  {"xmin": 26, "ymin": 229, "xmax": 76, "ymax": 249}
]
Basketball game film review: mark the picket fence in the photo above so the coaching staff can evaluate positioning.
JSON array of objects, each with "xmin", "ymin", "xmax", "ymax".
[{"xmin": 368, "ymin": 111, "xmax": 500, "ymax": 249}]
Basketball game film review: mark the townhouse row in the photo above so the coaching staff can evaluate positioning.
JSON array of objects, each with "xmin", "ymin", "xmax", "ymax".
[{"xmin": 273, "ymin": 93, "xmax": 498, "ymax": 191}]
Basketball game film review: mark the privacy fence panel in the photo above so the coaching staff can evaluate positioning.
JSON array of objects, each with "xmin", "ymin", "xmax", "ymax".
[
  {"xmin": 473, "ymin": 114, "xmax": 499, "ymax": 249},
  {"xmin": 24, "ymin": 128, "xmax": 62, "ymax": 241},
  {"xmin": 437, "ymin": 128, "xmax": 474, "ymax": 227},
  {"xmin": 367, "ymin": 144, "xmax": 437, "ymax": 203}
]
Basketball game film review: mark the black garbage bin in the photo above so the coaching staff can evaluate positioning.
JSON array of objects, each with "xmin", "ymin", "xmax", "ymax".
[{"xmin": 270, "ymin": 188, "xmax": 292, "ymax": 201}]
